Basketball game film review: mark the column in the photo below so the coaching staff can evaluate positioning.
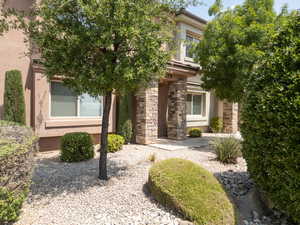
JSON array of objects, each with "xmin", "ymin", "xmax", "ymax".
[
  {"xmin": 135, "ymin": 82, "xmax": 158, "ymax": 144},
  {"xmin": 167, "ymin": 78, "xmax": 187, "ymax": 140},
  {"xmin": 223, "ymin": 101, "xmax": 239, "ymax": 133}
]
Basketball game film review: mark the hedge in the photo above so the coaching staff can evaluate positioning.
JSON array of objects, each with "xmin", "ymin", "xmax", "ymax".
[
  {"xmin": 0, "ymin": 121, "xmax": 38, "ymax": 223},
  {"xmin": 3, "ymin": 70, "xmax": 26, "ymax": 125},
  {"xmin": 148, "ymin": 158, "xmax": 236, "ymax": 225},
  {"xmin": 241, "ymin": 12, "xmax": 300, "ymax": 223},
  {"xmin": 60, "ymin": 132, "xmax": 94, "ymax": 162}
]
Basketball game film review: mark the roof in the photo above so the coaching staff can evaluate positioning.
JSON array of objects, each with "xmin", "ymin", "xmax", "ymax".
[{"xmin": 176, "ymin": 9, "xmax": 207, "ymax": 25}]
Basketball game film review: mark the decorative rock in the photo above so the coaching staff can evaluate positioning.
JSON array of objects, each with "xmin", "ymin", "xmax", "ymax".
[{"xmin": 252, "ymin": 211, "xmax": 259, "ymax": 220}]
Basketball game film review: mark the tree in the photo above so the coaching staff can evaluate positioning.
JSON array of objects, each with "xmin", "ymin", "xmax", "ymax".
[
  {"xmin": 10, "ymin": 0, "xmax": 199, "ymax": 180},
  {"xmin": 4, "ymin": 70, "xmax": 26, "ymax": 125},
  {"xmin": 241, "ymin": 11, "xmax": 300, "ymax": 223},
  {"xmin": 0, "ymin": 5, "xmax": 8, "ymax": 35},
  {"xmin": 0, "ymin": 18, "xmax": 7, "ymax": 34},
  {"xmin": 194, "ymin": 0, "xmax": 276, "ymax": 102}
]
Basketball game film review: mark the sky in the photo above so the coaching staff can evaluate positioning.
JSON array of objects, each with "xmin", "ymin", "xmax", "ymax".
[{"xmin": 188, "ymin": 0, "xmax": 300, "ymax": 21}]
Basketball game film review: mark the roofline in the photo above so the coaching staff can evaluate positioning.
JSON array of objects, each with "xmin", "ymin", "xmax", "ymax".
[{"xmin": 176, "ymin": 9, "xmax": 207, "ymax": 25}]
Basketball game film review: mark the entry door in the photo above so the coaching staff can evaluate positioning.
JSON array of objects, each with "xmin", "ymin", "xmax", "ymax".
[{"xmin": 158, "ymin": 83, "xmax": 169, "ymax": 137}]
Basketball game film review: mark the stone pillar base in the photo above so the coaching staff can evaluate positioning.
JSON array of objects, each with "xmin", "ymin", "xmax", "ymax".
[
  {"xmin": 135, "ymin": 82, "xmax": 158, "ymax": 144},
  {"xmin": 223, "ymin": 101, "xmax": 239, "ymax": 133},
  {"xmin": 167, "ymin": 78, "xmax": 187, "ymax": 140}
]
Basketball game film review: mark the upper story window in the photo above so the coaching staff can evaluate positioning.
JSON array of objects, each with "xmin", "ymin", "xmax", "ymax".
[
  {"xmin": 185, "ymin": 34, "xmax": 200, "ymax": 59},
  {"xmin": 50, "ymin": 82, "xmax": 103, "ymax": 117}
]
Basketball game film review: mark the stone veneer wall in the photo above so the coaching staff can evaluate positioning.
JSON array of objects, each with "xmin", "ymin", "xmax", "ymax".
[
  {"xmin": 135, "ymin": 82, "xmax": 158, "ymax": 144},
  {"xmin": 167, "ymin": 78, "xmax": 187, "ymax": 140},
  {"xmin": 223, "ymin": 101, "xmax": 239, "ymax": 133}
]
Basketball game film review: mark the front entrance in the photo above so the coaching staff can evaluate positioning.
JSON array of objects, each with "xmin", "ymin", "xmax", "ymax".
[{"xmin": 158, "ymin": 82, "xmax": 169, "ymax": 137}]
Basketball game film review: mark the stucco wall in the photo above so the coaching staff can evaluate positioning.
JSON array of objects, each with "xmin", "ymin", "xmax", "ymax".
[
  {"xmin": 32, "ymin": 72, "xmax": 116, "ymax": 139},
  {"xmin": 0, "ymin": 0, "xmax": 33, "ymax": 125}
]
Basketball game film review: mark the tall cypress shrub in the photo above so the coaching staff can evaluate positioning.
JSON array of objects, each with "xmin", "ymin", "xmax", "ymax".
[
  {"xmin": 3, "ymin": 70, "xmax": 26, "ymax": 125},
  {"xmin": 117, "ymin": 93, "xmax": 134, "ymax": 143}
]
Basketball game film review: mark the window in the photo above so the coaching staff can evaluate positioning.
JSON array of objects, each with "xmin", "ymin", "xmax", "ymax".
[
  {"xmin": 51, "ymin": 82, "xmax": 103, "ymax": 117},
  {"xmin": 185, "ymin": 34, "xmax": 200, "ymax": 59},
  {"xmin": 186, "ymin": 93, "xmax": 205, "ymax": 116}
]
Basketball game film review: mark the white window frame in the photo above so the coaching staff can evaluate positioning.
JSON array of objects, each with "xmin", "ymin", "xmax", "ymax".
[
  {"xmin": 186, "ymin": 92, "xmax": 206, "ymax": 121},
  {"xmin": 49, "ymin": 81, "xmax": 103, "ymax": 119},
  {"xmin": 185, "ymin": 34, "xmax": 200, "ymax": 61},
  {"xmin": 176, "ymin": 23, "xmax": 203, "ymax": 63}
]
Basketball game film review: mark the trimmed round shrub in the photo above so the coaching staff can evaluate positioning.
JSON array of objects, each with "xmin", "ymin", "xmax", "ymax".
[
  {"xmin": 60, "ymin": 132, "xmax": 94, "ymax": 162},
  {"xmin": 211, "ymin": 137, "xmax": 242, "ymax": 164},
  {"xmin": 210, "ymin": 117, "xmax": 223, "ymax": 133},
  {"xmin": 148, "ymin": 158, "xmax": 236, "ymax": 225},
  {"xmin": 119, "ymin": 119, "xmax": 133, "ymax": 144},
  {"xmin": 107, "ymin": 134, "xmax": 125, "ymax": 153},
  {"xmin": 188, "ymin": 128, "xmax": 202, "ymax": 137},
  {"xmin": 241, "ymin": 12, "xmax": 300, "ymax": 223}
]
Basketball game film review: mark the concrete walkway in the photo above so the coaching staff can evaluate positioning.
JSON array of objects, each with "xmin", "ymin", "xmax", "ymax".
[{"xmin": 149, "ymin": 132, "xmax": 242, "ymax": 151}]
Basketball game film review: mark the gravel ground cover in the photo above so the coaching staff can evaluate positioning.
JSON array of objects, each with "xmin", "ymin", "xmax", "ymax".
[{"xmin": 15, "ymin": 137, "xmax": 286, "ymax": 225}]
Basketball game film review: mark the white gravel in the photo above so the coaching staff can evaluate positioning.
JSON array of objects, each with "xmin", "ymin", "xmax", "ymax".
[{"xmin": 16, "ymin": 138, "xmax": 248, "ymax": 225}]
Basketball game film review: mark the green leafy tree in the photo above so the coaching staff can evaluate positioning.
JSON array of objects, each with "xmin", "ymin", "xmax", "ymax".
[
  {"xmin": 0, "ymin": 2, "xmax": 8, "ymax": 35},
  {"xmin": 241, "ymin": 11, "xmax": 300, "ymax": 222},
  {"xmin": 208, "ymin": 0, "xmax": 222, "ymax": 16},
  {"xmin": 3, "ymin": 70, "xmax": 26, "ymax": 125},
  {"xmin": 10, "ymin": 0, "xmax": 199, "ymax": 180},
  {"xmin": 0, "ymin": 18, "xmax": 8, "ymax": 34},
  {"xmin": 195, "ymin": 0, "xmax": 276, "ymax": 102}
]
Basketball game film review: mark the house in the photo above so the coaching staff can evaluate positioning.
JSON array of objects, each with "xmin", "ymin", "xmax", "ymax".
[{"xmin": 0, "ymin": 2, "xmax": 239, "ymax": 151}]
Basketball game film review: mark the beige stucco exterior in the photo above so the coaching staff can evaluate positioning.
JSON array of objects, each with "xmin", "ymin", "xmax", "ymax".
[
  {"xmin": 0, "ymin": 1, "xmax": 117, "ymax": 150},
  {"xmin": 31, "ymin": 70, "xmax": 116, "ymax": 138},
  {"xmin": 0, "ymin": 0, "xmax": 36, "ymax": 125},
  {"xmin": 0, "ymin": 3, "xmax": 238, "ymax": 150}
]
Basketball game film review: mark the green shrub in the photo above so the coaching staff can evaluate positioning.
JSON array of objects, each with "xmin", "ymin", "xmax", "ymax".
[
  {"xmin": 119, "ymin": 119, "xmax": 133, "ymax": 144},
  {"xmin": 0, "ymin": 121, "xmax": 38, "ymax": 223},
  {"xmin": 210, "ymin": 117, "xmax": 223, "ymax": 133},
  {"xmin": 241, "ymin": 12, "xmax": 300, "ymax": 223},
  {"xmin": 148, "ymin": 159, "xmax": 236, "ymax": 225},
  {"xmin": 188, "ymin": 128, "xmax": 202, "ymax": 137},
  {"xmin": 3, "ymin": 70, "xmax": 26, "ymax": 125},
  {"xmin": 0, "ymin": 187, "xmax": 28, "ymax": 223},
  {"xmin": 107, "ymin": 134, "xmax": 125, "ymax": 153},
  {"xmin": 60, "ymin": 132, "xmax": 94, "ymax": 162},
  {"xmin": 117, "ymin": 93, "xmax": 133, "ymax": 134},
  {"xmin": 211, "ymin": 137, "xmax": 242, "ymax": 164},
  {"xmin": 148, "ymin": 153, "xmax": 156, "ymax": 162}
]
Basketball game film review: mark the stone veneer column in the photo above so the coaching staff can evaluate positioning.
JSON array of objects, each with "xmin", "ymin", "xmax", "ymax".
[
  {"xmin": 167, "ymin": 78, "xmax": 187, "ymax": 140},
  {"xmin": 135, "ymin": 81, "xmax": 158, "ymax": 144},
  {"xmin": 223, "ymin": 101, "xmax": 239, "ymax": 133}
]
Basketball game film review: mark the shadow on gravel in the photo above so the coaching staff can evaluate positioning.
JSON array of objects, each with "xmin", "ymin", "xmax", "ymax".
[
  {"xmin": 214, "ymin": 170, "xmax": 264, "ymax": 225},
  {"xmin": 187, "ymin": 137, "xmax": 217, "ymax": 153},
  {"xmin": 141, "ymin": 183, "xmax": 186, "ymax": 222},
  {"xmin": 28, "ymin": 155, "xmax": 129, "ymax": 200}
]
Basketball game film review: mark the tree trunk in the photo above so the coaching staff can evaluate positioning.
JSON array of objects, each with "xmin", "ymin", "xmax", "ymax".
[{"xmin": 99, "ymin": 91, "xmax": 113, "ymax": 180}]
